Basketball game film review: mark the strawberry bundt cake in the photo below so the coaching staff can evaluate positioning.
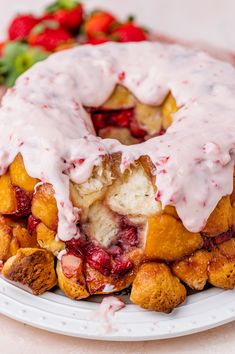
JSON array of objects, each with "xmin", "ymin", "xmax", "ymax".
[{"xmin": 0, "ymin": 42, "xmax": 235, "ymax": 313}]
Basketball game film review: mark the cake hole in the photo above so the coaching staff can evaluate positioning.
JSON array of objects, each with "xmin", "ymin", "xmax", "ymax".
[{"xmin": 85, "ymin": 86, "xmax": 177, "ymax": 145}]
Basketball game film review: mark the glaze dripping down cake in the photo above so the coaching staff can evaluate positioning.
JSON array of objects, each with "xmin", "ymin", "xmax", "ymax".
[{"xmin": 0, "ymin": 42, "xmax": 235, "ymax": 313}]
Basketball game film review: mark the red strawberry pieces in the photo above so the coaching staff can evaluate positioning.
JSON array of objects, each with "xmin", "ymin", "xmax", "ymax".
[
  {"xmin": 129, "ymin": 118, "xmax": 147, "ymax": 138},
  {"xmin": 85, "ymin": 243, "xmax": 111, "ymax": 276},
  {"xmin": 90, "ymin": 108, "xmax": 134, "ymax": 131},
  {"xmin": 14, "ymin": 186, "xmax": 32, "ymax": 217},
  {"xmin": 27, "ymin": 214, "xmax": 40, "ymax": 234},
  {"xmin": 117, "ymin": 225, "xmax": 139, "ymax": 251},
  {"xmin": 8, "ymin": 15, "xmax": 39, "ymax": 40},
  {"xmin": 61, "ymin": 253, "xmax": 82, "ymax": 278},
  {"xmin": 111, "ymin": 257, "xmax": 133, "ymax": 278},
  {"xmin": 112, "ymin": 23, "xmax": 147, "ymax": 42}
]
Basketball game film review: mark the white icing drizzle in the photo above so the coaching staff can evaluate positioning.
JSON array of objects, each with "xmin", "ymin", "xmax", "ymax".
[{"xmin": 0, "ymin": 42, "xmax": 234, "ymax": 240}]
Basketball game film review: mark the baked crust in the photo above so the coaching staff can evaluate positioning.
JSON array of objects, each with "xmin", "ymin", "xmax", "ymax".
[
  {"xmin": 130, "ymin": 262, "xmax": 186, "ymax": 313},
  {"xmin": 172, "ymin": 250, "xmax": 212, "ymax": 290},
  {"xmin": 56, "ymin": 258, "xmax": 89, "ymax": 300},
  {"xmin": 2, "ymin": 248, "xmax": 57, "ymax": 295},
  {"xmin": 0, "ymin": 85, "xmax": 234, "ymax": 314}
]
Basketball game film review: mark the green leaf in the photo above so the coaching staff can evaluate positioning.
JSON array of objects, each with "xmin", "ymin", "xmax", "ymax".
[
  {"xmin": 31, "ymin": 20, "xmax": 59, "ymax": 36},
  {"xmin": 30, "ymin": 47, "xmax": 49, "ymax": 63},
  {"xmin": 127, "ymin": 14, "xmax": 135, "ymax": 22},
  {"xmin": 0, "ymin": 60, "xmax": 10, "ymax": 74},
  {"xmin": 2, "ymin": 44, "xmax": 49, "ymax": 87},
  {"xmin": 14, "ymin": 53, "xmax": 34, "ymax": 74},
  {"xmin": 58, "ymin": 0, "xmax": 77, "ymax": 10},
  {"xmin": 3, "ymin": 41, "xmax": 28, "ymax": 64},
  {"xmin": 45, "ymin": 1, "xmax": 60, "ymax": 13},
  {"xmin": 5, "ymin": 68, "xmax": 20, "ymax": 87},
  {"xmin": 46, "ymin": 0, "xmax": 77, "ymax": 12}
]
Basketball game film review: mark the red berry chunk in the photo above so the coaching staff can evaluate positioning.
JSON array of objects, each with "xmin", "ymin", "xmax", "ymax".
[
  {"xmin": 90, "ymin": 108, "xmax": 134, "ymax": 131},
  {"xmin": 109, "ymin": 109, "xmax": 133, "ymax": 127},
  {"xmin": 91, "ymin": 111, "xmax": 107, "ymax": 129},
  {"xmin": 65, "ymin": 237, "xmax": 85, "ymax": 257},
  {"xmin": 108, "ymin": 245, "xmax": 123, "ymax": 257},
  {"xmin": 85, "ymin": 243, "xmax": 111, "ymax": 276},
  {"xmin": 27, "ymin": 214, "xmax": 40, "ymax": 234},
  {"xmin": 14, "ymin": 187, "xmax": 32, "ymax": 216},
  {"xmin": 118, "ymin": 225, "xmax": 138, "ymax": 251},
  {"xmin": 111, "ymin": 257, "xmax": 133, "ymax": 278},
  {"xmin": 61, "ymin": 253, "xmax": 82, "ymax": 278},
  {"xmin": 130, "ymin": 118, "xmax": 147, "ymax": 138}
]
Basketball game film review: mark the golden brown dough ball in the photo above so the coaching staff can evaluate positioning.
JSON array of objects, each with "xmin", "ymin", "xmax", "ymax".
[
  {"xmin": 172, "ymin": 250, "xmax": 212, "ymax": 290},
  {"xmin": 130, "ymin": 262, "xmax": 186, "ymax": 313},
  {"xmin": 2, "ymin": 248, "xmax": 57, "ymax": 295},
  {"xmin": 144, "ymin": 214, "xmax": 203, "ymax": 261},
  {"xmin": 202, "ymin": 196, "xmax": 232, "ymax": 236}
]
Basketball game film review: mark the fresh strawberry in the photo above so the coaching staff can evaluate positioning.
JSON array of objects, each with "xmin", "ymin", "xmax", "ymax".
[
  {"xmin": 53, "ymin": 4, "xmax": 83, "ymax": 31},
  {"xmin": 112, "ymin": 23, "xmax": 147, "ymax": 42},
  {"xmin": 86, "ymin": 37, "xmax": 110, "ymax": 45},
  {"xmin": 29, "ymin": 23, "xmax": 72, "ymax": 51},
  {"xmin": 8, "ymin": 15, "xmax": 39, "ymax": 40},
  {"xmin": 84, "ymin": 11, "xmax": 117, "ymax": 38}
]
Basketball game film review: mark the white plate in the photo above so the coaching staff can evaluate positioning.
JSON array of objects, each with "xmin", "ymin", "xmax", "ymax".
[{"xmin": 1, "ymin": 277, "xmax": 235, "ymax": 341}]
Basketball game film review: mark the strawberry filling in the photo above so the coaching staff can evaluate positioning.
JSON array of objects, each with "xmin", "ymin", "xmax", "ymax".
[
  {"xmin": 61, "ymin": 253, "xmax": 82, "ymax": 278},
  {"xmin": 88, "ymin": 107, "xmax": 148, "ymax": 142},
  {"xmin": 87, "ymin": 106, "xmax": 167, "ymax": 143},
  {"xmin": 27, "ymin": 214, "xmax": 40, "ymax": 234},
  {"xmin": 85, "ymin": 243, "xmax": 112, "ymax": 276},
  {"xmin": 89, "ymin": 108, "xmax": 134, "ymax": 130},
  {"xmin": 111, "ymin": 257, "xmax": 133, "ymax": 279},
  {"xmin": 203, "ymin": 228, "xmax": 233, "ymax": 251},
  {"xmin": 116, "ymin": 224, "xmax": 139, "ymax": 251},
  {"xmin": 14, "ymin": 187, "xmax": 32, "ymax": 216},
  {"xmin": 65, "ymin": 221, "xmax": 137, "ymax": 277}
]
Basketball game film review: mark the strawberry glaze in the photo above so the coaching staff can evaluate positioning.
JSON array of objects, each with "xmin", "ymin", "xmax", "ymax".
[{"xmin": 0, "ymin": 42, "xmax": 234, "ymax": 240}]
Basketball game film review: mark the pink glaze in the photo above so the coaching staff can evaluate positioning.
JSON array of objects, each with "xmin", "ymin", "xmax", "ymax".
[
  {"xmin": 0, "ymin": 42, "xmax": 234, "ymax": 239},
  {"xmin": 90, "ymin": 296, "xmax": 125, "ymax": 332}
]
